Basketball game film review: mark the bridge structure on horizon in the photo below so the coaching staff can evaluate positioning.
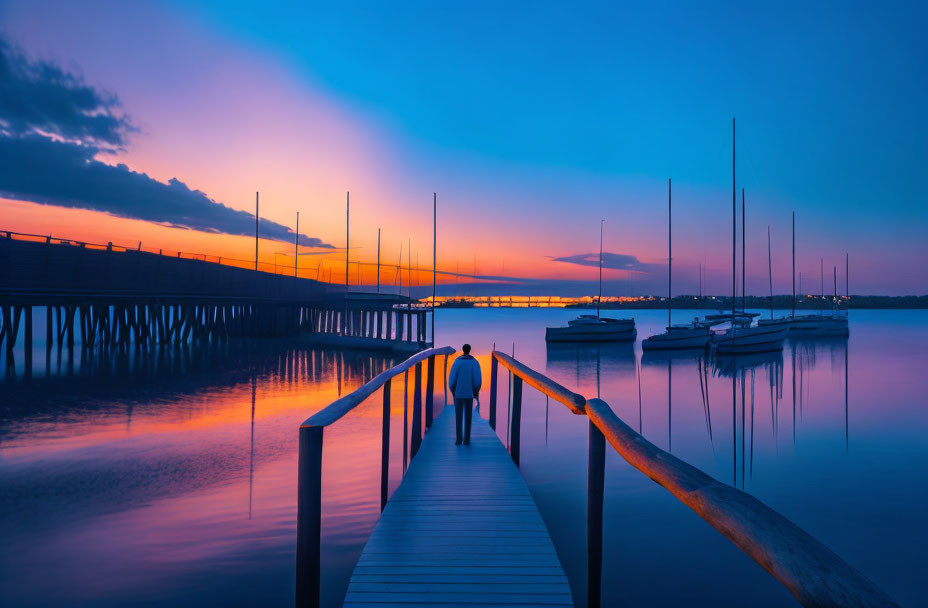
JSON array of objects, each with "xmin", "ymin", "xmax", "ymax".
[
  {"xmin": 295, "ymin": 346, "xmax": 899, "ymax": 608},
  {"xmin": 0, "ymin": 231, "xmax": 434, "ymax": 377}
]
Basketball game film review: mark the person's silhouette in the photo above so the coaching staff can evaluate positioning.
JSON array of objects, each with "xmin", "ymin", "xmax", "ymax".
[{"xmin": 448, "ymin": 344, "xmax": 482, "ymax": 445}]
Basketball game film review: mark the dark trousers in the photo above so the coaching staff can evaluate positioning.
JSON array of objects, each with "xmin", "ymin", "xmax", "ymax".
[{"xmin": 454, "ymin": 398, "xmax": 474, "ymax": 444}]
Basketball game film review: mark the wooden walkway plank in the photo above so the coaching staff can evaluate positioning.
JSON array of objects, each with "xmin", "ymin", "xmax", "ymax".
[{"xmin": 343, "ymin": 406, "xmax": 573, "ymax": 607}]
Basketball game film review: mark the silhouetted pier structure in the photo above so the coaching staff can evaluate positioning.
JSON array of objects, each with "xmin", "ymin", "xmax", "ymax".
[
  {"xmin": 0, "ymin": 231, "xmax": 433, "ymax": 375},
  {"xmin": 296, "ymin": 347, "xmax": 898, "ymax": 608}
]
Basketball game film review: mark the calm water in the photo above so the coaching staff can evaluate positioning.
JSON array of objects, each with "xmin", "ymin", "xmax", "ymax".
[{"xmin": 1, "ymin": 309, "xmax": 925, "ymax": 606}]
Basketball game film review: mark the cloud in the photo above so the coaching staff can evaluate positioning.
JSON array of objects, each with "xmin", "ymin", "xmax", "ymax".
[
  {"xmin": 551, "ymin": 252, "xmax": 660, "ymax": 273},
  {"xmin": 0, "ymin": 37, "xmax": 331, "ymax": 248},
  {"xmin": 0, "ymin": 38, "xmax": 134, "ymax": 149}
]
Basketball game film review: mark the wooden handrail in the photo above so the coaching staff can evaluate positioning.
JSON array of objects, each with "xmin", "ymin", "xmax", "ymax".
[
  {"xmin": 493, "ymin": 350, "xmax": 586, "ymax": 414},
  {"xmin": 301, "ymin": 345, "xmax": 455, "ymax": 428},
  {"xmin": 493, "ymin": 352, "xmax": 898, "ymax": 608},
  {"xmin": 297, "ymin": 345, "xmax": 455, "ymax": 608}
]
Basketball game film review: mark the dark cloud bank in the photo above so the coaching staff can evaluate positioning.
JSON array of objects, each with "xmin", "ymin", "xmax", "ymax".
[
  {"xmin": 552, "ymin": 252, "xmax": 660, "ymax": 273},
  {"xmin": 0, "ymin": 38, "xmax": 330, "ymax": 248}
]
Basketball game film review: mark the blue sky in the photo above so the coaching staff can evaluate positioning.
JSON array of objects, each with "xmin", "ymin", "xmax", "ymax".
[
  {"xmin": 177, "ymin": 0, "xmax": 928, "ymax": 290},
  {"xmin": 2, "ymin": 0, "xmax": 926, "ymax": 294}
]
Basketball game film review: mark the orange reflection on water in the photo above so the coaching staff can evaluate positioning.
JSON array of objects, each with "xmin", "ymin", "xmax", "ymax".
[{"xmin": 0, "ymin": 343, "xmax": 429, "ymax": 607}]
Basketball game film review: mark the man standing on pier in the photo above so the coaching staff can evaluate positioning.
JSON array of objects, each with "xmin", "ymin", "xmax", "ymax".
[{"xmin": 448, "ymin": 344, "xmax": 482, "ymax": 445}]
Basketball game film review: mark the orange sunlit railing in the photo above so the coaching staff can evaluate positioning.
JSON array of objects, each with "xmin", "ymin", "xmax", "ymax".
[{"xmin": 1, "ymin": 229, "xmax": 501, "ymax": 289}]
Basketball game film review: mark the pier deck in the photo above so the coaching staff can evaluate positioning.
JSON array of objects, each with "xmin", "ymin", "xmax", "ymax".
[{"xmin": 343, "ymin": 406, "xmax": 573, "ymax": 607}]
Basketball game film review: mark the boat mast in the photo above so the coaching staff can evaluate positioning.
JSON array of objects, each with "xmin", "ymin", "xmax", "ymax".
[
  {"xmin": 698, "ymin": 263, "xmax": 702, "ymax": 300},
  {"xmin": 767, "ymin": 225, "xmax": 773, "ymax": 319},
  {"xmin": 668, "ymin": 178, "xmax": 672, "ymax": 328},
  {"xmin": 295, "ymin": 211, "xmax": 300, "ymax": 278},
  {"xmin": 598, "ymin": 219, "xmax": 604, "ymax": 319},
  {"xmin": 345, "ymin": 192, "xmax": 350, "ymax": 292},
  {"xmin": 255, "ymin": 192, "xmax": 259, "ymax": 272},
  {"xmin": 846, "ymin": 252, "xmax": 849, "ymax": 314},
  {"xmin": 731, "ymin": 118, "xmax": 736, "ymax": 319},
  {"xmin": 432, "ymin": 193, "xmax": 437, "ymax": 344},
  {"xmin": 820, "ymin": 258, "xmax": 824, "ymax": 312},
  {"xmin": 741, "ymin": 188, "xmax": 746, "ymax": 313},
  {"xmin": 791, "ymin": 212, "xmax": 796, "ymax": 317},
  {"xmin": 833, "ymin": 265, "xmax": 837, "ymax": 313}
]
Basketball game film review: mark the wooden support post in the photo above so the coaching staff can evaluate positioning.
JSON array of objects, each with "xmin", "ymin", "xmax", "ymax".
[
  {"xmin": 64, "ymin": 306, "xmax": 75, "ymax": 350},
  {"xmin": 24, "ymin": 305, "xmax": 33, "ymax": 377},
  {"xmin": 46, "ymin": 305, "xmax": 53, "ymax": 351},
  {"xmin": 510, "ymin": 376, "xmax": 523, "ymax": 466},
  {"xmin": 56, "ymin": 306, "xmax": 64, "ymax": 343},
  {"xmin": 489, "ymin": 355, "xmax": 499, "ymax": 430},
  {"xmin": 381, "ymin": 379, "xmax": 392, "ymax": 511},
  {"xmin": 411, "ymin": 361, "xmax": 423, "ymax": 457},
  {"xmin": 587, "ymin": 421, "xmax": 606, "ymax": 608},
  {"xmin": 425, "ymin": 355, "xmax": 435, "ymax": 429},
  {"xmin": 295, "ymin": 424, "xmax": 323, "ymax": 608}
]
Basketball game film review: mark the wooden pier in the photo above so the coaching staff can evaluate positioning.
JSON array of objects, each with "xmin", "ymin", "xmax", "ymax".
[
  {"xmin": 296, "ymin": 347, "xmax": 898, "ymax": 608},
  {"xmin": 343, "ymin": 406, "xmax": 572, "ymax": 607},
  {"xmin": 0, "ymin": 232, "xmax": 432, "ymax": 376}
]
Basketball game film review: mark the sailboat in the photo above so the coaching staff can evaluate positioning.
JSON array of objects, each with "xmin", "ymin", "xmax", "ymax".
[
  {"xmin": 545, "ymin": 221, "xmax": 636, "ymax": 342},
  {"xmin": 757, "ymin": 225, "xmax": 792, "ymax": 330},
  {"xmin": 711, "ymin": 119, "xmax": 788, "ymax": 355},
  {"xmin": 642, "ymin": 179, "xmax": 710, "ymax": 350},
  {"xmin": 787, "ymin": 218, "xmax": 849, "ymax": 336}
]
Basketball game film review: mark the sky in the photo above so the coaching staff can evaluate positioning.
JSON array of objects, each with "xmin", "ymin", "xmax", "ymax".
[{"xmin": 1, "ymin": 0, "xmax": 925, "ymax": 295}]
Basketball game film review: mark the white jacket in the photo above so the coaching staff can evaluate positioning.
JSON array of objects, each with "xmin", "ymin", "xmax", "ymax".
[{"xmin": 448, "ymin": 354, "xmax": 482, "ymax": 399}]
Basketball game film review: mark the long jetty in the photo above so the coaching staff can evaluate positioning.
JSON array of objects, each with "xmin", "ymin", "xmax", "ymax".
[
  {"xmin": 0, "ymin": 231, "xmax": 434, "ymax": 375},
  {"xmin": 296, "ymin": 347, "xmax": 899, "ymax": 608}
]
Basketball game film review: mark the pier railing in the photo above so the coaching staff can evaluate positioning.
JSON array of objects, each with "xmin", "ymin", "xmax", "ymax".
[
  {"xmin": 295, "ymin": 345, "xmax": 455, "ymax": 608},
  {"xmin": 491, "ymin": 350, "xmax": 898, "ymax": 608}
]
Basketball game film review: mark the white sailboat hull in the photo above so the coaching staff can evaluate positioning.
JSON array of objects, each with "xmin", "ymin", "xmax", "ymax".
[
  {"xmin": 641, "ymin": 327, "xmax": 710, "ymax": 350},
  {"xmin": 789, "ymin": 314, "xmax": 849, "ymax": 336},
  {"xmin": 545, "ymin": 319, "xmax": 637, "ymax": 342},
  {"xmin": 756, "ymin": 318, "xmax": 793, "ymax": 331},
  {"xmin": 712, "ymin": 324, "xmax": 789, "ymax": 354}
]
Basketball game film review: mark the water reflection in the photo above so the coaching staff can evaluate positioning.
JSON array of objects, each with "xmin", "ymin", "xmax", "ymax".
[
  {"xmin": 2, "ymin": 309, "xmax": 922, "ymax": 608},
  {"xmin": 0, "ymin": 338, "xmax": 404, "ymax": 608},
  {"xmin": 537, "ymin": 327, "xmax": 857, "ymax": 606},
  {"xmin": 545, "ymin": 342, "xmax": 635, "ymax": 393}
]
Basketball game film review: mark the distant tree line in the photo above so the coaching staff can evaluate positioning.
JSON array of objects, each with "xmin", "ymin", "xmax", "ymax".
[
  {"xmin": 432, "ymin": 295, "xmax": 928, "ymax": 309},
  {"xmin": 576, "ymin": 295, "xmax": 928, "ymax": 310}
]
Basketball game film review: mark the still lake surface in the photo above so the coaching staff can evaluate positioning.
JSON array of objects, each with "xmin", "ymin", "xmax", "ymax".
[{"xmin": 1, "ymin": 308, "xmax": 925, "ymax": 607}]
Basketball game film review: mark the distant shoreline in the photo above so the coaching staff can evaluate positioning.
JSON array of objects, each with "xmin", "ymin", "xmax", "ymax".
[{"xmin": 426, "ymin": 295, "xmax": 928, "ymax": 310}]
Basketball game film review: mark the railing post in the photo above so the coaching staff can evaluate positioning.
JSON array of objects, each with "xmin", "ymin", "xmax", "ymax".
[
  {"xmin": 295, "ymin": 425, "xmax": 324, "ymax": 608},
  {"xmin": 411, "ymin": 361, "xmax": 423, "ymax": 457},
  {"xmin": 380, "ymin": 379, "xmax": 391, "ymax": 511},
  {"xmin": 510, "ymin": 376, "xmax": 522, "ymax": 466},
  {"xmin": 587, "ymin": 420, "xmax": 605, "ymax": 608},
  {"xmin": 425, "ymin": 355, "xmax": 435, "ymax": 429},
  {"xmin": 489, "ymin": 355, "xmax": 499, "ymax": 430}
]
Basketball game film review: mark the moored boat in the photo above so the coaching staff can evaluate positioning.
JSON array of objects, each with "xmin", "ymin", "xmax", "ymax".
[
  {"xmin": 789, "ymin": 313, "xmax": 849, "ymax": 336},
  {"xmin": 712, "ymin": 119, "xmax": 787, "ymax": 356},
  {"xmin": 643, "ymin": 323, "xmax": 710, "ymax": 350},
  {"xmin": 545, "ymin": 221, "xmax": 637, "ymax": 342},
  {"xmin": 546, "ymin": 315, "xmax": 637, "ymax": 342},
  {"xmin": 641, "ymin": 178, "xmax": 709, "ymax": 351},
  {"xmin": 712, "ymin": 321, "xmax": 789, "ymax": 354}
]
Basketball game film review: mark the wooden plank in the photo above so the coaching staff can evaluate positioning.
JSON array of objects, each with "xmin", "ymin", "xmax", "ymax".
[{"xmin": 344, "ymin": 407, "xmax": 573, "ymax": 607}]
